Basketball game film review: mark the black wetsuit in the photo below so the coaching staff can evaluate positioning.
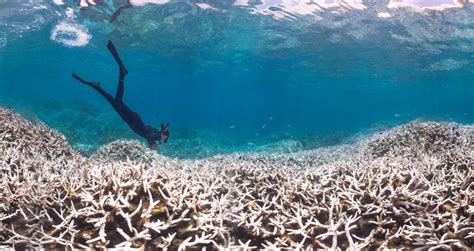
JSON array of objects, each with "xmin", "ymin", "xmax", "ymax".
[
  {"xmin": 87, "ymin": 75, "xmax": 161, "ymax": 147},
  {"xmin": 72, "ymin": 41, "xmax": 165, "ymax": 148}
]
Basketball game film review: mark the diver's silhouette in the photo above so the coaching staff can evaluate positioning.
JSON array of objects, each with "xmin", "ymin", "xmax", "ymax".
[
  {"xmin": 110, "ymin": 0, "xmax": 132, "ymax": 23},
  {"xmin": 72, "ymin": 40, "xmax": 169, "ymax": 150}
]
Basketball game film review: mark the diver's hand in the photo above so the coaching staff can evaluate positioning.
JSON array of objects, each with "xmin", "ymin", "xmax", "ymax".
[{"xmin": 160, "ymin": 123, "xmax": 170, "ymax": 143}]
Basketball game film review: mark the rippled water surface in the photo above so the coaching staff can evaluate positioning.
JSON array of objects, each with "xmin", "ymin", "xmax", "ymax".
[{"xmin": 0, "ymin": 0, "xmax": 473, "ymax": 158}]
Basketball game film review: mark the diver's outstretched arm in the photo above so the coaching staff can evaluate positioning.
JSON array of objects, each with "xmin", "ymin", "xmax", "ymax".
[
  {"xmin": 110, "ymin": 0, "xmax": 132, "ymax": 23},
  {"xmin": 72, "ymin": 73, "xmax": 115, "ymax": 104}
]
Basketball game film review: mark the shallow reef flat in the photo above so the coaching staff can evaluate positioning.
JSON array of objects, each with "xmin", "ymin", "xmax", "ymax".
[{"xmin": 0, "ymin": 107, "xmax": 473, "ymax": 250}]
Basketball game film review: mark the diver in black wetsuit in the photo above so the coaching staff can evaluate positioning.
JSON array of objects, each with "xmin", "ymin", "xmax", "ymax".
[{"xmin": 72, "ymin": 40, "xmax": 169, "ymax": 150}]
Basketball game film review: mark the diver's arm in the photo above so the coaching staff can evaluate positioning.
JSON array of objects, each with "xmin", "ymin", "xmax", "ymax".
[{"xmin": 147, "ymin": 138, "xmax": 157, "ymax": 150}]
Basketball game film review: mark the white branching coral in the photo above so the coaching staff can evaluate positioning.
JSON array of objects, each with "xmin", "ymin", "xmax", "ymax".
[
  {"xmin": 0, "ymin": 108, "xmax": 82, "ymax": 164},
  {"xmin": 90, "ymin": 139, "xmax": 172, "ymax": 166},
  {"xmin": 0, "ymin": 107, "xmax": 473, "ymax": 249}
]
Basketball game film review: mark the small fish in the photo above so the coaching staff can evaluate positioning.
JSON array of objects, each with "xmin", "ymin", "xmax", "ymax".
[
  {"xmin": 262, "ymin": 124, "xmax": 266, "ymax": 129},
  {"xmin": 268, "ymin": 117, "xmax": 273, "ymax": 120},
  {"xmin": 229, "ymin": 125, "xmax": 236, "ymax": 129}
]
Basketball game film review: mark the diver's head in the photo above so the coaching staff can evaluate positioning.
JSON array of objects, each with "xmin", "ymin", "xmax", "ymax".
[{"xmin": 159, "ymin": 123, "xmax": 170, "ymax": 143}]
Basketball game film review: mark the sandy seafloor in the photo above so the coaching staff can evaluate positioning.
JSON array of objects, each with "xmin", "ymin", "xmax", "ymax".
[{"xmin": 0, "ymin": 107, "xmax": 473, "ymax": 250}]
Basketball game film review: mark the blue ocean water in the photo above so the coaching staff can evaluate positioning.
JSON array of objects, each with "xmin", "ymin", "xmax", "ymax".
[{"xmin": 0, "ymin": 0, "xmax": 473, "ymax": 158}]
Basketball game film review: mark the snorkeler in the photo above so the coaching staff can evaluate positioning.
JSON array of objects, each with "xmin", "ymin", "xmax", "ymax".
[
  {"xmin": 110, "ymin": 0, "xmax": 132, "ymax": 23},
  {"xmin": 72, "ymin": 40, "xmax": 169, "ymax": 150}
]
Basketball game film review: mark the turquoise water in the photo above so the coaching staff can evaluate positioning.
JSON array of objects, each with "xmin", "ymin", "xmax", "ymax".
[{"xmin": 0, "ymin": 0, "xmax": 473, "ymax": 158}]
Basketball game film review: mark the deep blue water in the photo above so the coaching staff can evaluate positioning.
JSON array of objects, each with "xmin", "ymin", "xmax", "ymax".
[{"xmin": 1, "ymin": 0, "xmax": 473, "ymax": 158}]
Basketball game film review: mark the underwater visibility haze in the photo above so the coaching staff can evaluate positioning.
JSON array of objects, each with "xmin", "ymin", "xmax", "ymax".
[{"xmin": 1, "ymin": 0, "xmax": 474, "ymax": 157}]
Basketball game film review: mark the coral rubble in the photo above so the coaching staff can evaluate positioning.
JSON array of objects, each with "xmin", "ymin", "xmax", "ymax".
[{"xmin": 0, "ymin": 107, "xmax": 473, "ymax": 249}]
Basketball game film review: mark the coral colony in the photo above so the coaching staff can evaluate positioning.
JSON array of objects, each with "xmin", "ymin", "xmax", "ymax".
[{"xmin": 0, "ymin": 107, "xmax": 473, "ymax": 249}]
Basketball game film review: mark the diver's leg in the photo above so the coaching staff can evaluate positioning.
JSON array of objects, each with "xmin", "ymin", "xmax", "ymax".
[
  {"xmin": 107, "ymin": 40, "xmax": 128, "ymax": 78},
  {"xmin": 72, "ymin": 73, "xmax": 115, "ymax": 104},
  {"xmin": 107, "ymin": 40, "xmax": 128, "ymax": 101},
  {"xmin": 110, "ymin": 0, "xmax": 132, "ymax": 23},
  {"xmin": 114, "ymin": 100, "xmax": 147, "ymax": 134},
  {"xmin": 115, "ymin": 75, "xmax": 125, "ymax": 101}
]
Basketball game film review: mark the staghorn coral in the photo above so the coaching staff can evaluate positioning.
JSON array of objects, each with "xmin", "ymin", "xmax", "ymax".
[
  {"xmin": 365, "ymin": 121, "xmax": 473, "ymax": 158},
  {"xmin": 0, "ymin": 107, "xmax": 473, "ymax": 250},
  {"xmin": 90, "ymin": 140, "xmax": 168, "ymax": 165},
  {"xmin": 0, "ymin": 107, "xmax": 80, "ymax": 163}
]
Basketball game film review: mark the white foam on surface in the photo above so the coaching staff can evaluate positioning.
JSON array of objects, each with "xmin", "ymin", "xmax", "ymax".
[
  {"xmin": 53, "ymin": 0, "xmax": 64, "ymax": 5},
  {"xmin": 387, "ymin": 0, "xmax": 463, "ymax": 10},
  {"xmin": 233, "ymin": 0, "xmax": 250, "ymax": 6},
  {"xmin": 247, "ymin": 0, "xmax": 469, "ymax": 20},
  {"xmin": 252, "ymin": 0, "xmax": 369, "ymax": 19},
  {"xmin": 196, "ymin": 3, "xmax": 218, "ymax": 10},
  {"xmin": 377, "ymin": 12, "xmax": 391, "ymax": 19},
  {"xmin": 50, "ymin": 21, "xmax": 92, "ymax": 47},
  {"xmin": 255, "ymin": 0, "xmax": 324, "ymax": 19},
  {"xmin": 79, "ymin": 0, "xmax": 97, "ymax": 8},
  {"xmin": 130, "ymin": 0, "xmax": 170, "ymax": 6},
  {"xmin": 230, "ymin": 0, "xmax": 474, "ymax": 56}
]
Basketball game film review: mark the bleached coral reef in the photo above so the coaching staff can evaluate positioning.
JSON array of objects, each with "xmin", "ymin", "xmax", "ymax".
[{"xmin": 0, "ymin": 107, "xmax": 473, "ymax": 249}]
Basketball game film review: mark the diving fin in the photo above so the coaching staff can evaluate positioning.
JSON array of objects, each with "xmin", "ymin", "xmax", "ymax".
[
  {"xmin": 107, "ymin": 40, "xmax": 128, "ymax": 76},
  {"xmin": 110, "ymin": 0, "xmax": 132, "ymax": 23}
]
